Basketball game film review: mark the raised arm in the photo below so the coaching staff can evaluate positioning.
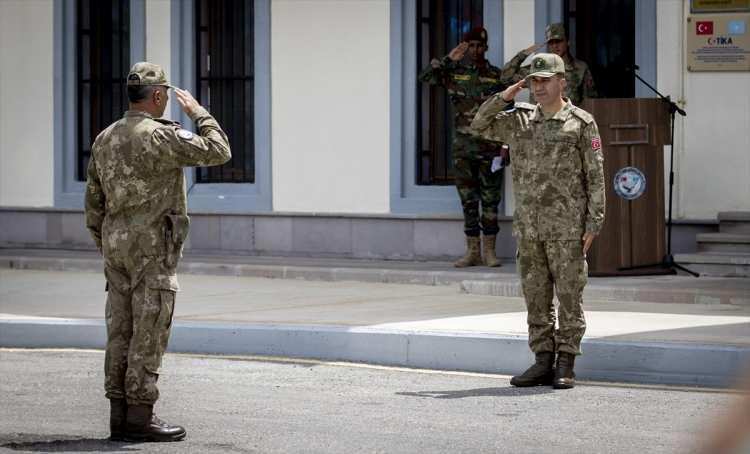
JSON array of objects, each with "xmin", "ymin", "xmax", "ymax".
[
  {"xmin": 151, "ymin": 88, "xmax": 232, "ymax": 168},
  {"xmin": 499, "ymin": 43, "xmax": 543, "ymax": 86},
  {"xmin": 418, "ymin": 42, "xmax": 468, "ymax": 86},
  {"xmin": 470, "ymin": 79, "xmax": 527, "ymax": 143}
]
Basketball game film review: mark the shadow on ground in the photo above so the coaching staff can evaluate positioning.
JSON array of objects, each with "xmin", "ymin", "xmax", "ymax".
[
  {"xmin": 0, "ymin": 433, "xmax": 138, "ymax": 452},
  {"xmin": 396, "ymin": 386, "xmax": 555, "ymax": 399}
]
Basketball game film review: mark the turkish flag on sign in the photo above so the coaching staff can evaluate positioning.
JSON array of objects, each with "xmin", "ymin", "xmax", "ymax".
[{"xmin": 696, "ymin": 21, "xmax": 713, "ymax": 35}]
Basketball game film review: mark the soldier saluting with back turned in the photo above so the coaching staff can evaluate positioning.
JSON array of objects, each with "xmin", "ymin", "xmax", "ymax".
[{"xmin": 85, "ymin": 62, "xmax": 231, "ymax": 441}]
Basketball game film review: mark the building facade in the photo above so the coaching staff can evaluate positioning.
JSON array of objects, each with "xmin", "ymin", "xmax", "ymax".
[{"xmin": 1, "ymin": 0, "xmax": 748, "ymax": 260}]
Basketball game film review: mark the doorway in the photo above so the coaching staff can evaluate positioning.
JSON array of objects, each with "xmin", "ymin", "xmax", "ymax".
[{"xmin": 563, "ymin": 0, "xmax": 636, "ymax": 98}]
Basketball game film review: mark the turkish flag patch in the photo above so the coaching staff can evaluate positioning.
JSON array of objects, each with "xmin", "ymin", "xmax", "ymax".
[
  {"xmin": 696, "ymin": 21, "xmax": 713, "ymax": 35},
  {"xmin": 591, "ymin": 136, "xmax": 602, "ymax": 151}
]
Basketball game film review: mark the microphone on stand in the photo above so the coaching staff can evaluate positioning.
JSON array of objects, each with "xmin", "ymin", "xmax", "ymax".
[{"xmin": 624, "ymin": 64, "xmax": 640, "ymax": 72}]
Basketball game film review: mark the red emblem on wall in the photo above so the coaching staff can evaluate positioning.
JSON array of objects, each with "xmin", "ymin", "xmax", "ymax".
[{"xmin": 696, "ymin": 21, "xmax": 713, "ymax": 35}]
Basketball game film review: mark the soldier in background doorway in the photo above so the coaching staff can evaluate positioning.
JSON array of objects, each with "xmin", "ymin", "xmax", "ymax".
[
  {"xmin": 501, "ymin": 23, "xmax": 597, "ymax": 106},
  {"xmin": 419, "ymin": 27, "xmax": 510, "ymax": 267}
]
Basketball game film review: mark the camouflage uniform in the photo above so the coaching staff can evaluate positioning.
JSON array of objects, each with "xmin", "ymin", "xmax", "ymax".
[
  {"xmin": 469, "ymin": 69, "xmax": 605, "ymax": 355},
  {"xmin": 501, "ymin": 51, "xmax": 597, "ymax": 106},
  {"xmin": 85, "ymin": 68, "xmax": 231, "ymax": 405},
  {"xmin": 419, "ymin": 55, "xmax": 508, "ymax": 236}
]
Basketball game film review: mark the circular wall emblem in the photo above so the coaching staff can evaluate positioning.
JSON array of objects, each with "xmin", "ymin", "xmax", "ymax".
[{"xmin": 613, "ymin": 167, "xmax": 646, "ymax": 200}]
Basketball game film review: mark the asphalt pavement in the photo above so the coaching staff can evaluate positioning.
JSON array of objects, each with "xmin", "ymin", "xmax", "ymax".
[{"xmin": 0, "ymin": 349, "xmax": 741, "ymax": 454}]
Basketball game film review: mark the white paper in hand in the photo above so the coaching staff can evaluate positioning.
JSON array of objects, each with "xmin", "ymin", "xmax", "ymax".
[{"xmin": 491, "ymin": 156, "xmax": 504, "ymax": 173}]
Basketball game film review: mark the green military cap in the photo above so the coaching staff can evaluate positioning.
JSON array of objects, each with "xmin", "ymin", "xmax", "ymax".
[
  {"xmin": 526, "ymin": 53, "xmax": 565, "ymax": 79},
  {"xmin": 126, "ymin": 62, "xmax": 172, "ymax": 87},
  {"xmin": 545, "ymin": 23, "xmax": 566, "ymax": 42}
]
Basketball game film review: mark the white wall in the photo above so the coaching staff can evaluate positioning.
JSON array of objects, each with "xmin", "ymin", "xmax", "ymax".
[
  {"xmin": 502, "ymin": 0, "xmax": 536, "ymax": 216},
  {"xmin": 658, "ymin": 0, "xmax": 750, "ymax": 219},
  {"xmin": 271, "ymin": 0, "xmax": 390, "ymax": 213},
  {"xmin": 145, "ymin": 0, "xmax": 174, "ymax": 121},
  {"xmin": 0, "ymin": 0, "xmax": 54, "ymax": 207}
]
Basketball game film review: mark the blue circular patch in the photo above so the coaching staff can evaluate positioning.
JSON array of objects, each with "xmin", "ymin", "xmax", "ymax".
[{"xmin": 613, "ymin": 167, "xmax": 646, "ymax": 200}]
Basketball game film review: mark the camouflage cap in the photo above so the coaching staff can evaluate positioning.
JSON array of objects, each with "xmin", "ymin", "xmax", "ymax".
[
  {"xmin": 545, "ymin": 23, "xmax": 566, "ymax": 42},
  {"xmin": 126, "ymin": 62, "xmax": 171, "ymax": 87},
  {"xmin": 525, "ymin": 53, "xmax": 565, "ymax": 79},
  {"xmin": 463, "ymin": 27, "xmax": 488, "ymax": 45}
]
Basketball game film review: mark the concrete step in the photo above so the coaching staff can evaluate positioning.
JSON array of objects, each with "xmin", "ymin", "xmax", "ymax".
[
  {"xmin": 719, "ymin": 211, "xmax": 750, "ymax": 235},
  {"xmin": 674, "ymin": 252, "xmax": 750, "ymax": 278},
  {"xmin": 696, "ymin": 233, "xmax": 750, "ymax": 253},
  {"xmin": 460, "ymin": 275, "xmax": 750, "ymax": 304}
]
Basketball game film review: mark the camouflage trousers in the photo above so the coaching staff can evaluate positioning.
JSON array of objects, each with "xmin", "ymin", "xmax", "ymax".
[
  {"xmin": 103, "ymin": 255, "xmax": 178, "ymax": 405},
  {"xmin": 453, "ymin": 135, "xmax": 504, "ymax": 237},
  {"xmin": 516, "ymin": 239, "xmax": 588, "ymax": 355}
]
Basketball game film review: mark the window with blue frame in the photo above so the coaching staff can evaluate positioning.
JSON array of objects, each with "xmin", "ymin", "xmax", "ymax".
[
  {"xmin": 416, "ymin": 0, "xmax": 483, "ymax": 186},
  {"xmin": 195, "ymin": 0, "xmax": 255, "ymax": 184},
  {"xmin": 76, "ymin": 0, "xmax": 130, "ymax": 181}
]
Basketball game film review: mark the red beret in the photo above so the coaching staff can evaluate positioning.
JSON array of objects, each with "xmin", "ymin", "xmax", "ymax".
[{"xmin": 463, "ymin": 27, "xmax": 488, "ymax": 45}]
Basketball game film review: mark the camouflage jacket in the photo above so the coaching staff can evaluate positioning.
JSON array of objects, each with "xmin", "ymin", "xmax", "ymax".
[
  {"xmin": 469, "ymin": 96, "xmax": 605, "ymax": 240},
  {"xmin": 500, "ymin": 51, "xmax": 597, "ymax": 106},
  {"xmin": 419, "ymin": 56, "xmax": 509, "ymax": 135},
  {"xmin": 85, "ymin": 107, "xmax": 231, "ymax": 264}
]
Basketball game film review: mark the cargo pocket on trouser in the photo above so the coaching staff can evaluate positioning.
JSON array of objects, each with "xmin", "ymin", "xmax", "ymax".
[
  {"xmin": 126, "ymin": 273, "xmax": 179, "ymax": 405},
  {"xmin": 143, "ymin": 274, "xmax": 179, "ymax": 375}
]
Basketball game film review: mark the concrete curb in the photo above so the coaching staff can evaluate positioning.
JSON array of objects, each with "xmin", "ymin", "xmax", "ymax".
[
  {"xmin": 459, "ymin": 279, "xmax": 750, "ymax": 305},
  {"xmin": 0, "ymin": 255, "xmax": 502, "ymax": 287},
  {"xmin": 2, "ymin": 317, "xmax": 748, "ymax": 388},
  {"xmin": 3, "ymin": 254, "xmax": 750, "ymax": 305}
]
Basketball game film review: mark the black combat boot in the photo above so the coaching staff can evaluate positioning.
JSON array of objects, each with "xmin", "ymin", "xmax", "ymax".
[
  {"xmin": 124, "ymin": 404, "xmax": 186, "ymax": 442},
  {"xmin": 553, "ymin": 352, "xmax": 576, "ymax": 389},
  {"xmin": 109, "ymin": 398, "xmax": 128, "ymax": 441},
  {"xmin": 510, "ymin": 352, "xmax": 555, "ymax": 387}
]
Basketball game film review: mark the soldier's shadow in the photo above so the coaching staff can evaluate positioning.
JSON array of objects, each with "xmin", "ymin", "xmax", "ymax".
[
  {"xmin": 1, "ymin": 435, "xmax": 140, "ymax": 452},
  {"xmin": 396, "ymin": 386, "xmax": 555, "ymax": 399}
]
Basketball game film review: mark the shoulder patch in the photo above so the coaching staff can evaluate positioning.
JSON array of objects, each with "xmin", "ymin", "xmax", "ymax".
[
  {"xmin": 176, "ymin": 129, "xmax": 194, "ymax": 140},
  {"xmin": 570, "ymin": 106, "xmax": 594, "ymax": 124}
]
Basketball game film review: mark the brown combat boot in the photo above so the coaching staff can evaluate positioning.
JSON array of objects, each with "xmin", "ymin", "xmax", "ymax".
[
  {"xmin": 454, "ymin": 236, "xmax": 483, "ymax": 268},
  {"xmin": 109, "ymin": 398, "xmax": 127, "ymax": 441},
  {"xmin": 482, "ymin": 234, "xmax": 502, "ymax": 267},
  {"xmin": 510, "ymin": 352, "xmax": 555, "ymax": 387},
  {"xmin": 124, "ymin": 404, "xmax": 186, "ymax": 442},
  {"xmin": 553, "ymin": 352, "xmax": 576, "ymax": 389}
]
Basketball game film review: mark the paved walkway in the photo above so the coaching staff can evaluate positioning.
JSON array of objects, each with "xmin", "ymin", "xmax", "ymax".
[
  {"xmin": 2, "ymin": 248, "xmax": 750, "ymax": 305},
  {"xmin": 2, "ymin": 268, "xmax": 750, "ymax": 346},
  {"xmin": 2, "ymin": 257, "xmax": 750, "ymax": 387}
]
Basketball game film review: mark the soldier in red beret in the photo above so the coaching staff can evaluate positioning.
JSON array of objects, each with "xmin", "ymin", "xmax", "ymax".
[{"xmin": 419, "ymin": 27, "xmax": 511, "ymax": 268}]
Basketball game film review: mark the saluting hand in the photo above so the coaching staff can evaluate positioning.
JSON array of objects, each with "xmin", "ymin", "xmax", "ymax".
[
  {"xmin": 448, "ymin": 42, "xmax": 469, "ymax": 62},
  {"xmin": 501, "ymin": 79, "xmax": 527, "ymax": 102},
  {"xmin": 173, "ymin": 87, "xmax": 203, "ymax": 118},
  {"xmin": 523, "ymin": 43, "xmax": 545, "ymax": 55}
]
